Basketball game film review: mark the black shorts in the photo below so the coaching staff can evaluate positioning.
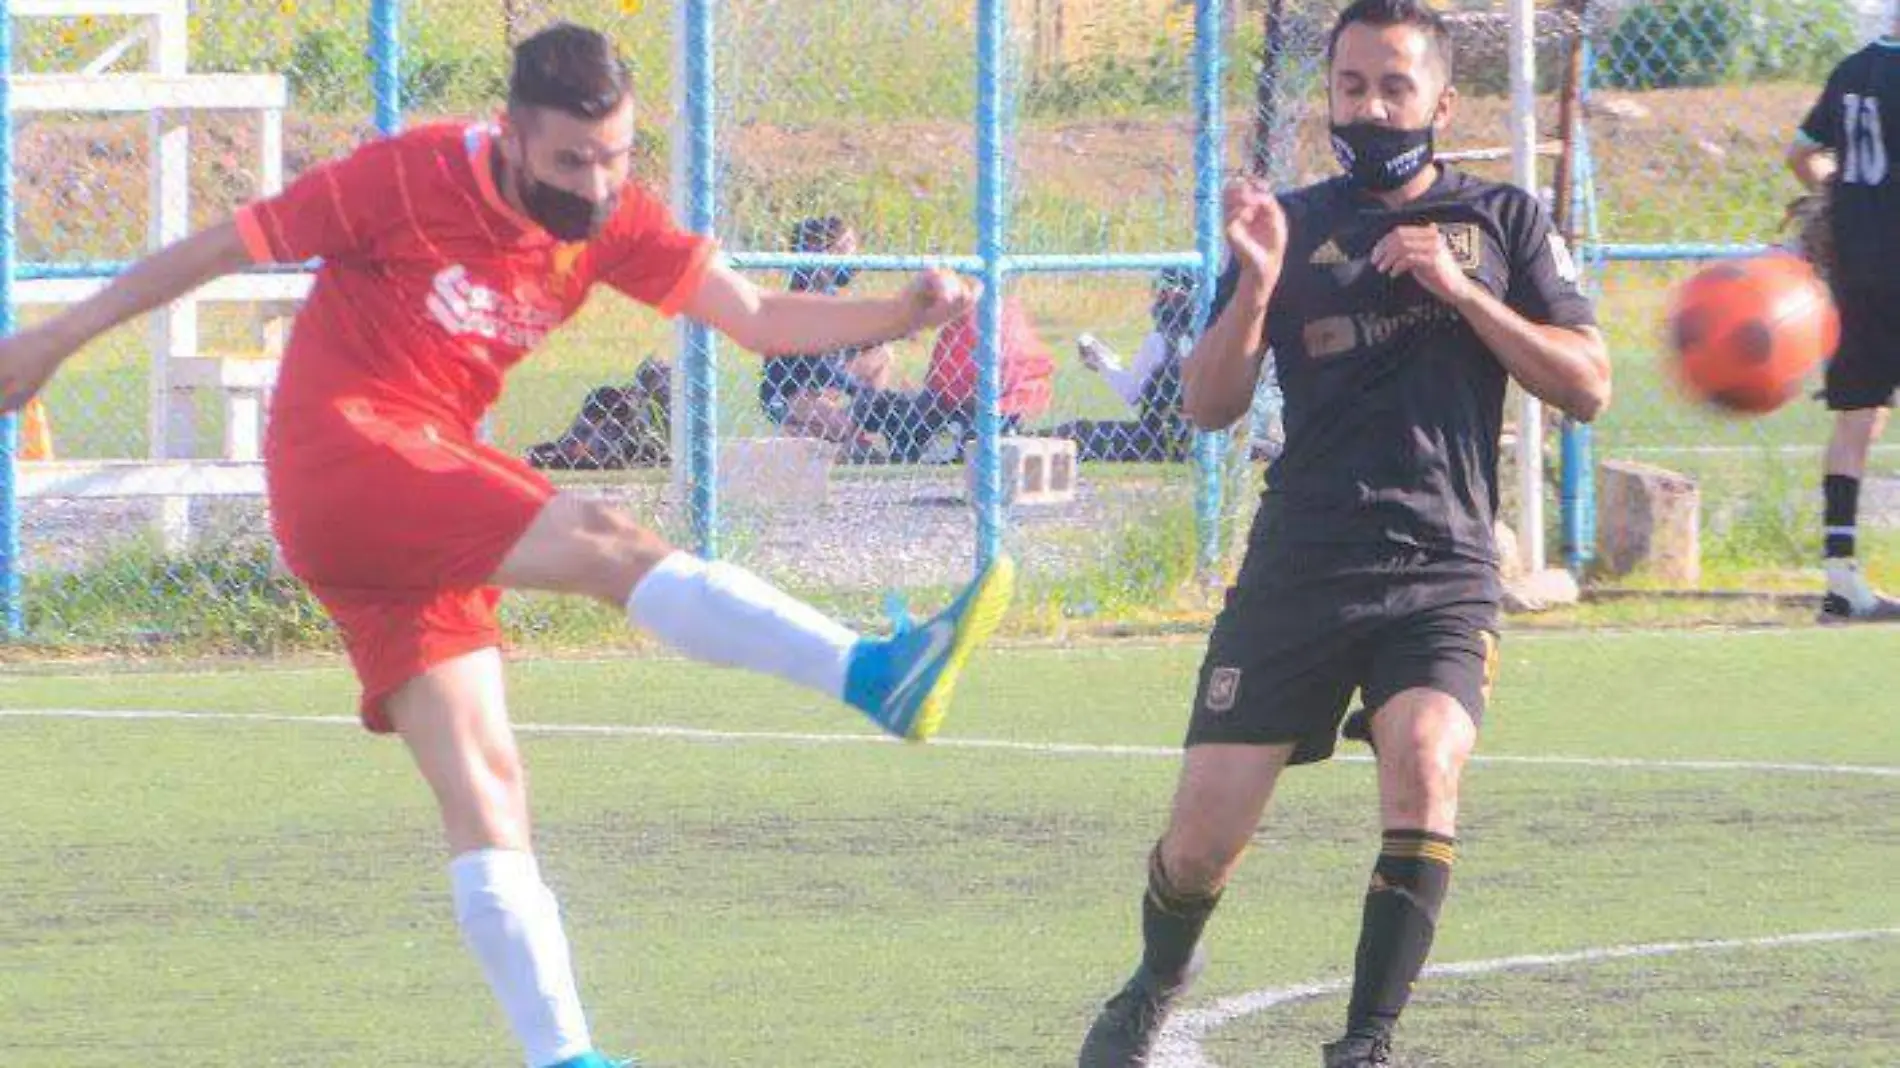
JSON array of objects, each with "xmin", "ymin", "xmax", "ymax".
[
  {"xmin": 1824, "ymin": 285, "xmax": 1900, "ymax": 411},
  {"xmin": 1185, "ymin": 541, "xmax": 1502, "ymax": 764}
]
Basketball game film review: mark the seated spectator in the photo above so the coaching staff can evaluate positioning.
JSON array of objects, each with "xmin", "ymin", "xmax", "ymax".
[
  {"xmin": 757, "ymin": 216, "xmax": 893, "ymax": 445},
  {"xmin": 1046, "ymin": 267, "xmax": 1197, "ymax": 462},
  {"xmin": 850, "ymin": 295, "xmax": 1056, "ymax": 463},
  {"xmin": 525, "ymin": 357, "xmax": 673, "ymax": 470}
]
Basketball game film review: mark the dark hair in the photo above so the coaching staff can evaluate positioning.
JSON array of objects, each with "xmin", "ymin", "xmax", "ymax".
[
  {"xmin": 1327, "ymin": 0, "xmax": 1454, "ymax": 81},
  {"xmin": 788, "ymin": 215, "xmax": 851, "ymax": 292},
  {"xmin": 790, "ymin": 216, "xmax": 849, "ymax": 254},
  {"xmin": 1151, "ymin": 268, "xmax": 1199, "ymax": 338},
  {"xmin": 509, "ymin": 22, "xmax": 631, "ymax": 120},
  {"xmin": 1153, "ymin": 266, "xmax": 1199, "ymax": 296}
]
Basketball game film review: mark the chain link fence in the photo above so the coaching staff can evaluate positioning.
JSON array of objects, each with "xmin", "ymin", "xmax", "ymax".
[
  {"xmin": 2, "ymin": 0, "xmax": 1223, "ymax": 650},
  {"xmin": 1249, "ymin": 0, "xmax": 1882, "ymax": 587},
  {"xmin": 4, "ymin": 0, "xmax": 1888, "ymax": 652},
  {"xmin": 1576, "ymin": 0, "xmax": 1874, "ymax": 582},
  {"xmin": 8, "ymin": 0, "xmax": 384, "ymax": 649}
]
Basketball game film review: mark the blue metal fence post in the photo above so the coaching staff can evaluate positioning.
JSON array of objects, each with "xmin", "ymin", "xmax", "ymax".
[
  {"xmin": 1561, "ymin": 415, "xmax": 1593, "ymax": 572},
  {"xmin": 973, "ymin": 0, "xmax": 1007, "ymax": 571},
  {"xmin": 683, "ymin": 0, "xmax": 720, "ymax": 558},
  {"xmin": 369, "ymin": 0, "xmax": 402, "ymax": 135},
  {"xmin": 1191, "ymin": 0, "xmax": 1226, "ymax": 571},
  {"xmin": 1561, "ymin": 37, "xmax": 1597, "ymax": 574},
  {"xmin": 0, "ymin": 0, "xmax": 19, "ymax": 637}
]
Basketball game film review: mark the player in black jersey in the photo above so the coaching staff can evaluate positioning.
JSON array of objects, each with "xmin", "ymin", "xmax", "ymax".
[
  {"xmin": 1789, "ymin": 15, "xmax": 1900, "ymax": 623},
  {"xmin": 1076, "ymin": 3, "xmax": 1610, "ymax": 1066}
]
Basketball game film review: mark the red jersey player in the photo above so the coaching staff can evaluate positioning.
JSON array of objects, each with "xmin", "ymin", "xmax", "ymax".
[{"xmin": 0, "ymin": 23, "xmax": 1012, "ymax": 1068}]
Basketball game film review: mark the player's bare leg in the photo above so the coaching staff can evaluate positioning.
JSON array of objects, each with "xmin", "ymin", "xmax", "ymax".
[
  {"xmin": 389, "ymin": 649, "xmax": 622, "ymax": 1068},
  {"xmin": 1079, "ymin": 743, "xmax": 1292, "ymax": 1067},
  {"xmin": 1821, "ymin": 408, "xmax": 1900, "ymax": 622},
  {"xmin": 493, "ymin": 492, "xmax": 1013, "ymax": 741},
  {"xmin": 1323, "ymin": 689, "xmax": 1476, "ymax": 1068}
]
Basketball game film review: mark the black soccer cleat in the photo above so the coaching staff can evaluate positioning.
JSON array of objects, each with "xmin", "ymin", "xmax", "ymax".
[
  {"xmin": 1077, "ymin": 952, "xmax": 1204, "ymax": 1068},
  {"xmin": 1322, "ymin": 1034, "xmax": 1393, "ymax": 1067}
]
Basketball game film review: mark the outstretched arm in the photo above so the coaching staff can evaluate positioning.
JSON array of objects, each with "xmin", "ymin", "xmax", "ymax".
[
  {"xmin": 682, "ymin": 259, "xmax": 978, "ymax": 357},
  {"xmin": 0, "ymin": 220, "xmax": 252, "ymax": 412}
]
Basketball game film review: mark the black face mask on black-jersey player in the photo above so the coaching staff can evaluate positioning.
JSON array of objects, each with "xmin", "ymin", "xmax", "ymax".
[{"xmin": 1329, "ymin": 121, "xmax": 1436, "ymax": 193}]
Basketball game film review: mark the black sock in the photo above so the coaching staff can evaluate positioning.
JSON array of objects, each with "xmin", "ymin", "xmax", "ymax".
[
  {"xmin": 1139, "ymin": 843, "xmax": 1221, "ymax": 985},
  {"xmin": 1344, "ymin": 830, "xmax": 1456, "ymax": 1043},
  {"xmin": 1825, "ymin": 474, "xmax": 1860, "ymax": 560}
]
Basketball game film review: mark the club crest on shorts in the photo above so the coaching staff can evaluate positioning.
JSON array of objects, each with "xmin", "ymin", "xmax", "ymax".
[{"xmin": 1205, "ymin": 666, "xmax": 1242, "ymax": 713}]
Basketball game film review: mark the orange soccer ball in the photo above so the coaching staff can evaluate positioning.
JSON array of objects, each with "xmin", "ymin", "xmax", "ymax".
[{"xmin": 1666, "ymin": 253, "xmax": 1840, "ymax": 415}]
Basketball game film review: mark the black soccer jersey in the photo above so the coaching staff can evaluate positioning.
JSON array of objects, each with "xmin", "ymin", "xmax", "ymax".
[
  {"xmin": 1211, "ymin": 167, "xmax": 1596, "ymax": 563},
  {"xmin": 1801, "ymin": 38, "xmax": 1900, "ymax": 288}
]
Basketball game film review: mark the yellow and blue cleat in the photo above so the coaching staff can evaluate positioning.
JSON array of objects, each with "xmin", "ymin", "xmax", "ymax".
[{"xmin": 844, "ymin": 555, "xmax": 1016, "ymax": 742}]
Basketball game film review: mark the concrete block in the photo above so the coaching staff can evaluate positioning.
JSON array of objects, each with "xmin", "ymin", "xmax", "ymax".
[
  {"xmin": 968, "ymin": 435, "xmax": 1077, "ymax": 506},
  {"xmin": 1597, "ymin": 459, "xmax": 1700, "ymax": 586},
  {"xmin": 719, "ymin": 436, "xmax": 838, "ymax": 509}
]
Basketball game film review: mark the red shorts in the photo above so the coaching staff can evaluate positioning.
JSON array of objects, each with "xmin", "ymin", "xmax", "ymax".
[{"xmin": 267, "ymin": 398, "xmax": 555, "ymax": 731}]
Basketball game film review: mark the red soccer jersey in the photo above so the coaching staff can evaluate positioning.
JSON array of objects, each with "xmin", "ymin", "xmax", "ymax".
[
  {"xmin": 926, "ymin": 297, "xmax": 1055, "ymax": 419},
  {"xmin": 232, "ymin": 123, "xmax": 716, "ymax": 728},
  {"xmin": 236, "ymin": 121, "xmax": 715, "ymax": 436}
]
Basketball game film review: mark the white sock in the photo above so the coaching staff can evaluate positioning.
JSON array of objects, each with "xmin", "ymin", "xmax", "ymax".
[
  {"xmin": 627, "ymin": 551, "xmax": 859, "ymax": 699},
  {"xmin": 450, "ymin": 850, "xmax": 594, "ymax": 1068},
  {"xmin": 1826, "ymin": 558, "xmax": 1874, "ymax": 610}
]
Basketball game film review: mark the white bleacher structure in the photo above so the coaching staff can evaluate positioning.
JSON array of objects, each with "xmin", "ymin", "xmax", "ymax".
[{"xmin": 11, "ymin": 0, "xmax": 305, "ymax": 548}]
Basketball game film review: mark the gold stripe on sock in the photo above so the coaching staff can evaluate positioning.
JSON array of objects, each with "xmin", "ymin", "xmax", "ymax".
[{"xmin": 1381, "ymin": 839, "xmax": 1457, "ymax": 866}]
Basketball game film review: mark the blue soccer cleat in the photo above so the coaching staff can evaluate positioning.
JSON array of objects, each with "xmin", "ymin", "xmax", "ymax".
[
  {"xmin": 543, "ymin": 1054, "xmax": 636, "ymax": 1068},
  {"xmin": 843, "ymin": 555, "xmax": 1016, "ymax": 741}
]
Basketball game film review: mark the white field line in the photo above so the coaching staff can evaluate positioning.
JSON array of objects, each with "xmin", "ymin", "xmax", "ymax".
[{"xmin": 0, "ymin": 708, "xmax": 1897, "ymax": 779}]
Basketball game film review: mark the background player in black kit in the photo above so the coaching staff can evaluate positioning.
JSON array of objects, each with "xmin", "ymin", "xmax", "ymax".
[
  {"xmin": 1788, "ymin": 12, "xmax": 1900, "ymax": 622},
  {"xmin": 1076, "ymin": 3, "xmax": 1611, "ymax": 1066}
]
